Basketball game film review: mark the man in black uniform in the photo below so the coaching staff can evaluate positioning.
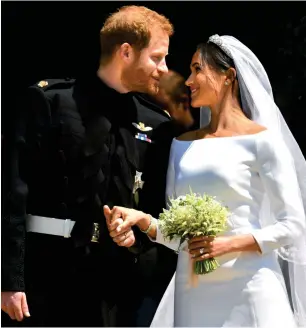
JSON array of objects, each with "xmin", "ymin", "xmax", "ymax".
[{"xmin": 1, "ymin": 5, "xmax": 181, "ymax": 327}]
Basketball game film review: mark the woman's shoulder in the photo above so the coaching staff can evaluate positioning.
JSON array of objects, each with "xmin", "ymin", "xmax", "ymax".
[
  {"xmin": 246, "ymin": 123, "xmax": 267, "ymax": 135},
  {"xmin": 176, "ymin": 131, "xmax": 196, "ymax": 141},
  {"xmin": 176, "ymin": 124, "xmax": 268, "ymax": 141},
  {"xmin": 176, "ymin": 128, "xmax": 210, "ymax": 141}
]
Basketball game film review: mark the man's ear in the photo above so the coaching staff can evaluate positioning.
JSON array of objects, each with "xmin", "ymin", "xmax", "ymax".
[{"xmin": 119, "ymin": 43, "xmax": 134, "ymax": 63}]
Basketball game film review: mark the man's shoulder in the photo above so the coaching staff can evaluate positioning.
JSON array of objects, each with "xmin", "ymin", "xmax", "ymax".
[
  {"xmin": 25, "ymin": 78, "xmax": 85, "ymax": 114},
  {"xmin": 22, "ymin": 78, "xmax": 76, "ymax": 109},
  {"xmin": 29, "ymin": 78, "xmax": 76, "ymax": 91},
  {"xmin": 133, "ymin": 93, "xmax": 171, "ymax": 121},
  {"xmin": 152, "ymin": 120, "xmax": 188, "ymax": 145},
  {"xmin": 22, "ymin": 78, "xmax": 84, "ymax": 129}
]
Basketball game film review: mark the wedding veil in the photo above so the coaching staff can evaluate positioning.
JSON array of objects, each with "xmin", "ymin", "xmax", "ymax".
[
  {"xmin": 151, "ymin": 34, "xmax": 306, "ymax": 327},
  {"xmin": 200, "ymin": 34, "xmax": 306, "ymax": 326}
]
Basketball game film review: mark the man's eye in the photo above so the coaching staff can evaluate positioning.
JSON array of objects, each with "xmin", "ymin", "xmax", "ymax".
[{"xmin": 152, "ymin": 56, "xmax": 162, "ymax": 62}]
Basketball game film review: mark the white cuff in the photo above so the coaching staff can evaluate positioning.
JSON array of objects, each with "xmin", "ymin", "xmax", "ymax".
[{"xmin": 251, "ymin": 227, "xmax": 283, "ymax": 255}]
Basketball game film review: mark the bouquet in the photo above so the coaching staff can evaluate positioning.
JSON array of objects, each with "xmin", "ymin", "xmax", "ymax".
[{"xmin": 158, "ymin": 190, "xmax": 230, "ymax": 275}]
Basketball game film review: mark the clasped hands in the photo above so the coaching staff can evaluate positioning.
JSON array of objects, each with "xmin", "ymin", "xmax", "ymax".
[
  {"xmin": 103, "ymin": 205, "xmax": 238, "ymax": 260},
  {"xmin": 103, "ymin": 205, "xmax": 144, "ymax": 247}
]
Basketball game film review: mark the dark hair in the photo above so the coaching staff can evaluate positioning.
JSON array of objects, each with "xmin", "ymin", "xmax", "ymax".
[
  {"xmin": 158, "ymin": 70, "xmax": 190, "ymax": 110},
  {"xmin": 196, "ymin": 42, "xmax": 246, "ymax": 114},
  {"xmin": 196, "ymin": 42, "xmax": 235, "ymax": 73},
  {"xmin": 166, "ymin": 71, "xmax": 189, "ymax": 105}
]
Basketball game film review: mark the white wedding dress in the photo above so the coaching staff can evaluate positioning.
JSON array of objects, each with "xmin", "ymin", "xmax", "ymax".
[{"xmin": 150, "ymin": 129, "xmax": 305, "ymax": 327}]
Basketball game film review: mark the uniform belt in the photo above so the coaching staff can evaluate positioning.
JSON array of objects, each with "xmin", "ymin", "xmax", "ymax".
[{"xmin": 26, "ymin": 215, "xmax": 100, "ymax": 242}]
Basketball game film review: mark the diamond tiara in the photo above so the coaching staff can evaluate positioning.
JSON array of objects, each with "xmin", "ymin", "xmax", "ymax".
[{"xmin": 208, "ymin": 34, "xmax": 232, "ymax": 58}]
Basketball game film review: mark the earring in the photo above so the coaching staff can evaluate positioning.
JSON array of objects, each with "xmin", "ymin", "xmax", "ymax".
[{"xmin": 225, "ymin": 81, "xmax": 229, "ymax": 85}]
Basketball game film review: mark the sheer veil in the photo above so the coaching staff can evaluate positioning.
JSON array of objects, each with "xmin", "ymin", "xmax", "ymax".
[{"xmin": 151, "ymin": 34, "xmax": 306, "ymax": 327}]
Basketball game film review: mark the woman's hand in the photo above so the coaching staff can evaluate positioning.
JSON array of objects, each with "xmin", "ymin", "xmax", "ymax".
[
  {"xmin": 188, "ymin": 236, "xmax": 234, "ymax": 261},
  {"xmin": 188, "ymin": 234, "xmax": 261, "ymax": 261},
  {"xmin": 103, "ymin": 205, "xmax": 152, "ymax": 247}
]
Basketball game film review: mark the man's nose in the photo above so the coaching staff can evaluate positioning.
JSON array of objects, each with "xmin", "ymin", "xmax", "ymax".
[{"xmin": 158, "ymin": 59, "xmax": 168, "ymax": 74}]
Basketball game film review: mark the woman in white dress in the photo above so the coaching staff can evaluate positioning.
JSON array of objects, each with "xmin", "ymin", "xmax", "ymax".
[{"xmin": 104, "ymin": 35, "xmax": 306, "ymax": 327}]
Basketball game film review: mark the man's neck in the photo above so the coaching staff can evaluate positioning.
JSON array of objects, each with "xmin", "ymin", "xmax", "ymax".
[{"xmin": 97, "ymin": 63, "xmax": 129, "ymax": 94}]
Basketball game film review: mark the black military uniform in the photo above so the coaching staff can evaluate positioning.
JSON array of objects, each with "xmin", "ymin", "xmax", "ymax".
[{"xmin": 2, "ymin": 74, "xmax": 185, "ymax": 327}]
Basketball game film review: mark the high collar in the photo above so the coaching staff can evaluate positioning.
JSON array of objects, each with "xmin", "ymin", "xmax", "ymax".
[
  {"xmin": 91, "ymin": 73, "xmax": 132, "ymax": 98},
  {"xmin": 75, "ymin": 73, "xmax": 171, "ymax": 126},
  {"xmin": 75, "ymin": 72, "xmax": 137, "ymax": 123}
]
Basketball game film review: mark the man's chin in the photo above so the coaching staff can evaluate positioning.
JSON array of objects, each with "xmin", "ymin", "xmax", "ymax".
[
  {"xmin": 148, "ymin": 83, "xmax": 159, "ymax": 96},
  {"xmin": 133, "ymin": 82, "xmax": 158, "ymax": 96}
]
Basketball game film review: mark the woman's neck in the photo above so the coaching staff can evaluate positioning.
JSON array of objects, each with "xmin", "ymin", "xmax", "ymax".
[
  {"xmin": 209, "ymin": 108, "xmax": 246, "ymax": 132},
  {"xmin": 208, "ymin": 93, "xmax": 248, "ymax": 134}
]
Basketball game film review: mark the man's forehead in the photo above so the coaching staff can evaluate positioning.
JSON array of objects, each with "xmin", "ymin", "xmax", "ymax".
[{"xmin": 148, "ymin": 28, "xmax": 169, "ymax": 48}]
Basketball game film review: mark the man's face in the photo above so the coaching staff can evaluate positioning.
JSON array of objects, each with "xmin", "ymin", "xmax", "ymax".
[{"xmin": 122, "ymin": 28, "xmax": 169, "ymax": 95}]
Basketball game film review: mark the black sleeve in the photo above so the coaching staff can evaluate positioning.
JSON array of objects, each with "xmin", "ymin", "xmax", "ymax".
[{"xmin": 1, "ymin": 95, "xmax": 30, "ymax": 291}]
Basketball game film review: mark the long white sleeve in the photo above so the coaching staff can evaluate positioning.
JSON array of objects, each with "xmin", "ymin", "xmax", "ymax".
[{"xmin": 251, "ymin": 133, "xmax": 306, "ymax": 254}]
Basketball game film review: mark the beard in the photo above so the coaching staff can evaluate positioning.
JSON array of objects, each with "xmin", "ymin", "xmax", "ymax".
[{"xmin": 121, "ymin": 63, "xmax": 159, "ymax": 96}]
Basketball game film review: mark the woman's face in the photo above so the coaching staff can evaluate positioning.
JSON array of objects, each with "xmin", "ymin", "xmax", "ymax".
[{"xmin": 185, "ymin": 50, "xmax": 225, "ymax": 108}]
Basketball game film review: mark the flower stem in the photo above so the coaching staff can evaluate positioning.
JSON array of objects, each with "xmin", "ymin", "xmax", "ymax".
[{"xmin": 194, "ymin": 258, "xmax": 220, "ymax": 275}]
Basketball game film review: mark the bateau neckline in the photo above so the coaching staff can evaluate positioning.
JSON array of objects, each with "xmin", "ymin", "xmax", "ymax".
[{"xmin": 174, "ymin": 129, "xmax": 269, "ymax": 143}]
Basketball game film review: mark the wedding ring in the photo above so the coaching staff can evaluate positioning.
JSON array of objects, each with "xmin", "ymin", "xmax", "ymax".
[{"xmin": 200, "ymin": 248, "xmax": 205, "ymax": 255}]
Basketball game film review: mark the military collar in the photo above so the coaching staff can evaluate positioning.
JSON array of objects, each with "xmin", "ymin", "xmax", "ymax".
[
  {"xmin": 75, "ymin": 74, "xmax": 170, "ymax": 124},
  {"xmin": 93, "ymin": 74, "xmax": 133, "ymax": 99},
  {"xmin": 134, "ymin": 93, "xmax": 171, "ymax": 120}
]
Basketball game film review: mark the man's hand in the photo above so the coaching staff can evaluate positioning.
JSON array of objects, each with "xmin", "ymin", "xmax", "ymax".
[
  {"xmin": 1, "ymin": 291, "xmax": 30, "ymax": 321},
  {"xmin": 104, "ymin": 205, "xmax": 136, "ymax": 247}
]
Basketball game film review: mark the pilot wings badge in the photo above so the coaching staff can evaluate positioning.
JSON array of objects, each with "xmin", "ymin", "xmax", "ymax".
[
  {"xmin": 133, "ymin": 122, "xmax": 153, "ymax": 143},
  {"xmin": 132, "ymin": 122, "xmax": 153, "ymax": 132}
]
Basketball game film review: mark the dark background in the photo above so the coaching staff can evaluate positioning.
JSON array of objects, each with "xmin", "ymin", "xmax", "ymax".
[{"xmin": 2, "ymin": 1, "xmax": 306, "ymax": 152}]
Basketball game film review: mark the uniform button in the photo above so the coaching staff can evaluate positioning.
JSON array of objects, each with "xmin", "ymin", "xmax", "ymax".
[
  {"xmin": 134, "ymin": 257, "xmax": 138, "ymax": 263},
  {"xmin": 61, "ymin": 202, "xmax": 67, "ymax": 211},
  {"xmin": 59, "ymin": 150, "xmax": 66, "ymax": 164}
]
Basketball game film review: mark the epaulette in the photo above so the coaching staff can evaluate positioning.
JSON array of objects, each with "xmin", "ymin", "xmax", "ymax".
[{"xmin": 33, "ymin": 78, "xmax": 76, "ymax": 92}]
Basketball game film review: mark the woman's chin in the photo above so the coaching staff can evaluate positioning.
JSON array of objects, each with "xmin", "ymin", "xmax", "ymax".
[{"xmin": 191, "ymin": 100, "xmax": 205, "ymax": 109}]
